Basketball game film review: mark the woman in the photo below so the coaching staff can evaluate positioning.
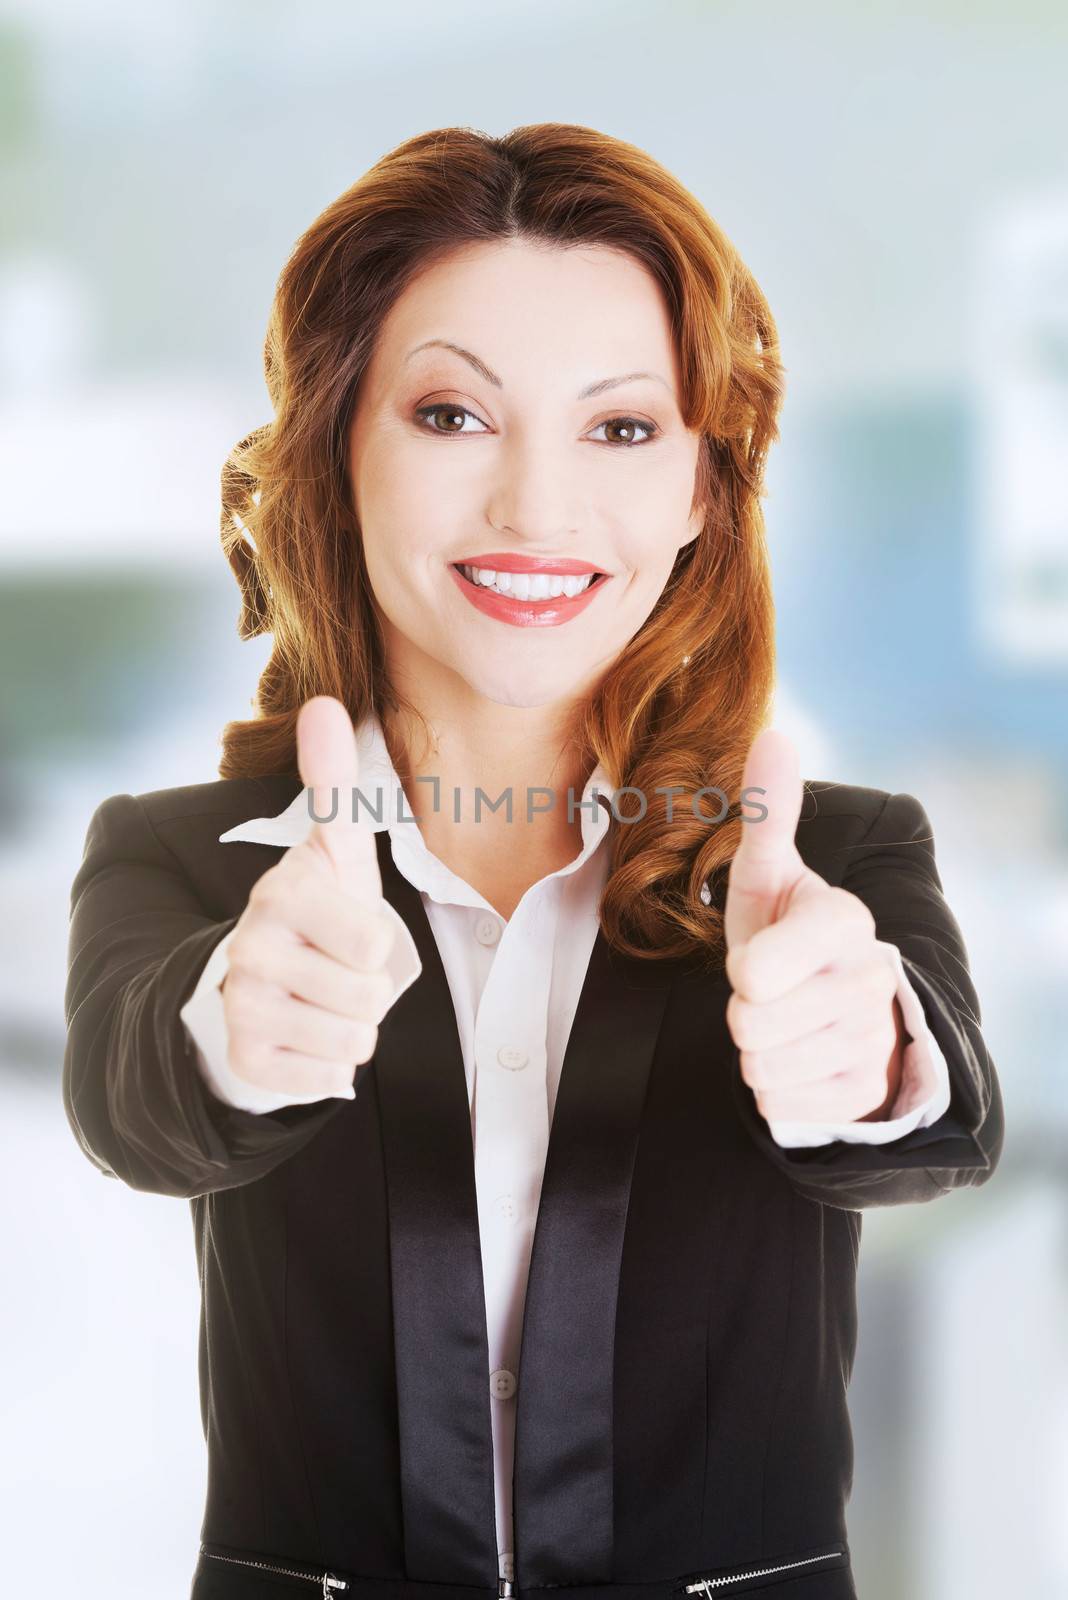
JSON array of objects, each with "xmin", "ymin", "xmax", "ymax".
[{"xmin": 63, "ymin": 123, "xmax": 1004, "ymax": 1600}]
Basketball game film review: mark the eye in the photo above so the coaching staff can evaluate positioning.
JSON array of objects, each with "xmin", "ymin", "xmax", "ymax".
[
  {"xmin": 412, "ymin": 403, "xmax": 660, "ymax": 448},
  {"xmin": 588, "ymin": 416, "xmax": 659, "ymax": 448},
  {"xmin": 413, "ymin": 402, "xmax": 488, "ymax": 436}
]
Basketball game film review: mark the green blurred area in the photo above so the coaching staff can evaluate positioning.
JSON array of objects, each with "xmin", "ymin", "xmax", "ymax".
[{"xmin": 0, "ymin": 572, "xmax": 226, "ymax": 759}]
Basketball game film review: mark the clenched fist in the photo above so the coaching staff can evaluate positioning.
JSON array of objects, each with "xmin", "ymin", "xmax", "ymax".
[
  {"xmin": 724, "ymin": 729, "xmax": 905, "ymax": 1125},
  {"xmin": 220, "ymin": 696, "xmax": 399, "ymax": 1099}
]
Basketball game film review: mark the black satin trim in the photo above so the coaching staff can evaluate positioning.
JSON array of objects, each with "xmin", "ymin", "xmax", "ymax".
[
  {"xmin": 513, "ymin": 935, "xmax": 674, "ymax": 1589},
  {"xmin": 373, "ymin": 836, "xmax": 499, "ymax": 1583}
]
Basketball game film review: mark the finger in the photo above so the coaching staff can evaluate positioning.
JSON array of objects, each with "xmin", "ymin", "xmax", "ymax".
[
  {"xmin": 228, "ymin": 1042, "xmax": 363, "ymax": 1101},
  {"xmin": 247, "ymin": 871, "xmax": 396, "ymax": 972},
  {"xmin": 739, "ymin": 1029, "xmax": 848, "ymax": 1094},
  {"xmin": 726, "ymin": 957, "xmax": 894, "ymax": 1054},
  {"xmin": 224, "ymin": 953, "xmax": 398, "ymax": 1030},
  {"xmin": 725, "ymin": 728, "xmax": 807, "ymax": 949},
  {"xmin": 728, "ymin": 879, "xmax": 874, "ymax": 1003},
  {"xmin": 296, "ymin": 696, "xmax": 384, "ymax": 903},
  {"xmin": 753, "ymin": 1066, "xmax": 891, "ymax": 1125},
  {"xmin": 737, "ymin": 989, "xmax": 895, "ymax": 1091},
  {"xmin": 234, "ymin": 986, "xmax": 382, "ymax": 1063}
]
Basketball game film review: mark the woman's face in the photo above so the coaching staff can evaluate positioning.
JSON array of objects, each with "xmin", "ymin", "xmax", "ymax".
[{"xmin": 347, "ymin": 237, "xmax": 705, "ymax": 712}]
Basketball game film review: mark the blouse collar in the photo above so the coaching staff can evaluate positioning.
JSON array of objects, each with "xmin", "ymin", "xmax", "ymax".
[{"xmin": 217, "ymin": 708, "xmax": 617, "ymax": 912}]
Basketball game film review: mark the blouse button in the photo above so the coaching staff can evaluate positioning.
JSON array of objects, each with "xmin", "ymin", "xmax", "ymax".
[
  {"xmin": 490, "ymin": 1368, "xmax": 517, "ymax": 1399},
  {"xmin": 496, "ymin": 1045, "xmax": 529, "ymax": 1072},
  {"xmin": 475, "ymin": 915, "xmax": 502, "ymax": 946}
]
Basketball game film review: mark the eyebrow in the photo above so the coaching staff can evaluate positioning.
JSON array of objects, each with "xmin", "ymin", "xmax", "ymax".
[{"xmin": 404, "ymin": 339, "xmax": 673, "ymax": 400}]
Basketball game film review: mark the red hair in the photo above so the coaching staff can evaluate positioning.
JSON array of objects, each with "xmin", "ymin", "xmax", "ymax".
[{"xmin": 218, "ymin": 122, "xmax": 785, "ymax": 970}]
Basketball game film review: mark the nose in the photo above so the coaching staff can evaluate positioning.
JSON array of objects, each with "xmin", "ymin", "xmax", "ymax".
[{"xmin": 486, "ymin": 432, "xmax": 585, "ymax": 547}]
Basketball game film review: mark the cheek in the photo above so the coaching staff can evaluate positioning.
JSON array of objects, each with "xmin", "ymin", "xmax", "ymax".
[
  {"xmin": 611, "ymin": 458, "xmax": 700, "ymax": 563},
  {"xmin": 611, "ymin": 525, "xmax": 685, "ymax": 602},
  {"xmin": 357, "ymin": 439, "xmax": 457, "ymax": 590}
]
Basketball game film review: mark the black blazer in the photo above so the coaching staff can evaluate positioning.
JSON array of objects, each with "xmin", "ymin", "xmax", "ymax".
[{"xmin": 63, "ymin": 776, "xmax": 1004, "ymax": 1600}]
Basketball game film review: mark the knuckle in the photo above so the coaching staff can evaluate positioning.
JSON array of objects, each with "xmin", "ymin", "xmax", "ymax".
[
  {"xmin": 336, "ymin": 1019, "xmax": 363, "ymax": 1059},
  {"xmin": 739, "ymin": 1047, "xmax": 765, "ymax": 1088},
  {"xmin": 355, "ymin": 970, "xmax": 395, "ymax": 1021},
  {"xmin": 726, "ymin": 947, "xmax": 751, "ymax": 995},
  {"xmin": 727, "ymin": 995, "xmax": 756, "ymax": 1050},
  {"xmin": 868, "ymin": 1017, "xmax": 896, "ymax": 1055},
  {"xmin": 226, "ymin": 930, "xmax": 261, "ymax": 977},
  {"xmin": 224, "ymin": 985, "xmax": 262, "ymax": 1033},
  {"xmin": 854, "ymin": 1076, "xmax": 886, "ymax": 1119},
  {"xmin": 867, "ymin": 960, "xmax": 896, "ymax": 1002},
  {"xmin": 227, "ymin": 1040, "xmax": 269, "ymax": 1083},
  {"xmin": 249, "ymin": 866, "xmax": 280, "ymax": 903},
  {"xmin": 376, "ymin": 917, "xmax": 398, "ymax": 964},
  {"xmin": 250, "ymin": 876, "xmax": 287, "ymax": 921},
  {"xmin": 840, "ymin": 888, "xmax": 875, "ymax": 934},
  {"xmin": 354, "ymin": 913, "xmax": 394, "ymax": 971},
  {"xmin": 348, "ymin": 1020, "xmax": 378, "ymax": 1064}
]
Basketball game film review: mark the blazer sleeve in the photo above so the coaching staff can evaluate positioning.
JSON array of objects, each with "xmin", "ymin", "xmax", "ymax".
[
  {"xmin": 729, "ymin": 789, "xmax": 1005, "ymax": 1211},
  {"xmin": 63, "ymin": 790, "xmax": 351, "ymax": 1200}
]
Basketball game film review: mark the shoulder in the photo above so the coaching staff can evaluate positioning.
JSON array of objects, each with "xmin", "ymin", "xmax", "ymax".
[
  {"xmin": 795, "ymin": 781, "xmax": 931, "ymax": 881},
  {"xmin": 798, "ymin": 780, "xmax": 889, "ymax": 829},
  {"xmin": 77, "ymin": 775, "xmax": 302, "ymax": 867},
  {"xmin": 134, "ymin": 774, "xmax": 302, "ymax": 830},
  {"xmin": 73, "ymin": 775, "xmax": 305, "ymax": 907}
]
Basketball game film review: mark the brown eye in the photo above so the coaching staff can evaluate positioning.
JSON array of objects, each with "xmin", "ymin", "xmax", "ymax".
[
  {"xmin": 414, "ymin": 403, "xmax": 486, "ymax": 436},
  {"xmin": 591, "ymin": 416, "xmax": 658, "ymax": 448}
]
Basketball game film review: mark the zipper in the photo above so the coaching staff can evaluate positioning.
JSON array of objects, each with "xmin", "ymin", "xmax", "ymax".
[
  {"xmin": 198, "ymin": 1541, "xmax": 844, "ymax": 1598},
  {"xmin": 678, "ymin": 1543, "xmax": 847, "ymax": 1594},
  {"xmin": 199, "ymin": 1545, "xmax": 349, "ymax": 1595}
]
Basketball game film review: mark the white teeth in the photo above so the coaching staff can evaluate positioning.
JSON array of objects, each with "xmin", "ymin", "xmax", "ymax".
[{"xmin": 458, "ymin": 564, "xmax": 596, "ymax": 599}]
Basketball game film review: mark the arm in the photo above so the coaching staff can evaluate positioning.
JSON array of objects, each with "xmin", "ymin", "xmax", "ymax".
[
  {"xmin": 730, "ymin": 790, "xmax": 1004, "ymax": 1209},
  {"xmin": 64, "ymin": 792, "xmax": 358, "ymax": 1198}
]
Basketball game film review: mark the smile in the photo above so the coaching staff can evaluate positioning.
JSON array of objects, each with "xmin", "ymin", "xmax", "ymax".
[
  {"xmin": 449, "ymin": 562, "xmax": 610, "ymax": 628},
  {"xmin": 456, "ymin": 563, "xmax": 600, "ymax": 599}
]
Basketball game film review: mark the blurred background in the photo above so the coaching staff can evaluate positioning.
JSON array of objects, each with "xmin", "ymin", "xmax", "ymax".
[{"xmin": 1, "ymin": 0, "xmax": 1065, "ymax": 1595}]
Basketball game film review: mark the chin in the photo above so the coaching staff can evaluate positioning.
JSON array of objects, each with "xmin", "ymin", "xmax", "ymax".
[{"xmin": 461, "ymin": 671, "xmax": 583, "ymax": 711}]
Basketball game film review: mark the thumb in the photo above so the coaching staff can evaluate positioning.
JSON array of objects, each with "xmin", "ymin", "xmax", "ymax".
[
  {"xmin": 296, "ymin": 696, "xmax": 384, "ymax": 903},
  {"xmin": 724, "ymin": 727, "xmax": 806, "ymax": 950}
]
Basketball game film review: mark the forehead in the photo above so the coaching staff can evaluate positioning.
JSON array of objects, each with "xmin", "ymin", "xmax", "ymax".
[{"xmin": 364, "ymin": 238, "xmax": 680, "ymax": 386}]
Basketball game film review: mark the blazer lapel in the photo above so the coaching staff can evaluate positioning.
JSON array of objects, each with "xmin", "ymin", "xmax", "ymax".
[
  {"xmin": 372, "ymin": 834, "xmax": 501, "ymax": 1583},
  {"xmin": 513, "ymin": 935, "xmax": 675, "ymax": 1590}
]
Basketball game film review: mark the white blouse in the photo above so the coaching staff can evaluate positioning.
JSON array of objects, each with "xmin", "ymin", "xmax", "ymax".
[{"xmin": 180, "ymin": 712, "xmax": 951, "ymax": 1584}]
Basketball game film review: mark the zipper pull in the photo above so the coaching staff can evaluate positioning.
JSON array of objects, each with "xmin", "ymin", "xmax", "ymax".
[
  {"xmin": 499, "ymin": 1581, "xmax": 516, "ymax": 1598},
  {"xmin": 323, "ymin": 1576, "xmax": 348, "ymax": 1596}
]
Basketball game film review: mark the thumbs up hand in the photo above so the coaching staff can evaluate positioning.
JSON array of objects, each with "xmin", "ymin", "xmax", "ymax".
[
  {"xmin": 723, "ymin": 729, "xmax": 904, "ymax": 1126},
  {"xmin": 219, "ymin": 696, "xmax": 399, "ymax": 1100}
]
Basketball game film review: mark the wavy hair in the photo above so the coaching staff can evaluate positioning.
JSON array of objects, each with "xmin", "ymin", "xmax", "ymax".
[{"xmin": 217, "ymin": 122, "xmax": 785, "ymax": 972}]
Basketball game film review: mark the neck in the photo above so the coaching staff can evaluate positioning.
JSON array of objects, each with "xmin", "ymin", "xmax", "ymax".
[{"xmin": 379, "ymin": 673, "xmax": 600, "ymax": 912}]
